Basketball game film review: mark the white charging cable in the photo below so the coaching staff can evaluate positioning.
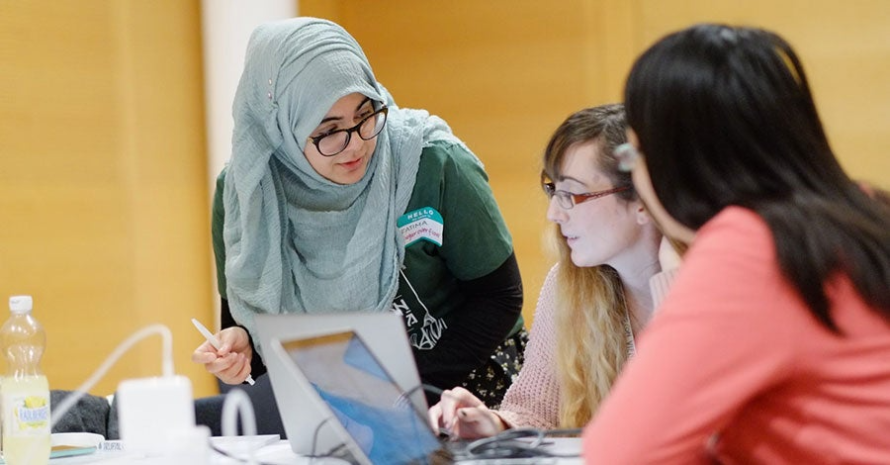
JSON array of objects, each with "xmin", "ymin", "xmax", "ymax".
[
  {"xmin": 50, "ymin": 323, "xmax": 175, "ymax": 431},
  {"xmin": 15, "ymin": 324, "xmax": 174, "ymax": 464},
  {"xmin": 220, "ymin": 389, "xmax": 259, "ymax": 465}
]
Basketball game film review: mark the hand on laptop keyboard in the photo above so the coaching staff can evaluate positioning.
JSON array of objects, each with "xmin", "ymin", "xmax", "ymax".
[{"xmin": 428, "ymin": 387, "xmax": 508, "ymax": 440}]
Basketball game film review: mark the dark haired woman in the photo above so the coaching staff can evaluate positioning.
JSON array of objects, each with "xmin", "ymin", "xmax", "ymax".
[{"xmin": 584, "ymin": 24, "xmax": 890, "ymax": 463}]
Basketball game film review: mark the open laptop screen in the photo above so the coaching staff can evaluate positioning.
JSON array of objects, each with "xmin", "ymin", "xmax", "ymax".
[{"xmin": 279, "ymin": 331, "xmax": 442, "ymax": 464}]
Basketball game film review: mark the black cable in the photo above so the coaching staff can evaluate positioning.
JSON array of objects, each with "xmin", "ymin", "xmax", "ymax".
[
  {"xmin": 424, "ymin": 383, "xmax": 583, "ymax": 460},
  {"xmin": 310, "ymin": 417, "xmax": 332, "ymax": 458},
  {"xmin": 206, "ymin": 417, "xmax": 357, "ymax": 465},
  {"xmin": 460, "ymin": 427, "xmax": 583, "ymax": 460},
  {"xmin": 420, "ymin": 383, "xmax": 445, "ymax": 396},
  {"xmin": 395, "ymin": 383, "xmax": 444, "ymax": 411},
  {"xmin": 209, "ymin": 383, "xmax": 580, "ymax": 464},
  {"xmin": 544, "ymin": 427, "xmax": 583, "ymax": 437},
  {"xmin": 309, "ymin": 417, "xmax": 355, "ymax": 464},
  {"xmin": 208, "ymin": 440, "xmax": 354, "ymax": 465},
  {"xmin": 208, "ymin": 440, "xmax": 276, "ymax": 465},
  {"xmin": 310, "ymin": 443, "xmax": 354, "ymax": 464}
]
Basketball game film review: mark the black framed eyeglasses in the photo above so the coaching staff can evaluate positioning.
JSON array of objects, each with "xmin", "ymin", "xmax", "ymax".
[
  {"xmin": 309, "ymin": 105, "xmax": 389, "ymax": 157},
  {"xmin": 542, "ymin": 181, "xmax": 631, "ymax": 210}
]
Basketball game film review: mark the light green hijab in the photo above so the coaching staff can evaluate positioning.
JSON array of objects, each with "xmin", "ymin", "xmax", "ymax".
[{"xmin": 223, "ymin": 17, "xmax": 462, "ymax": 353}]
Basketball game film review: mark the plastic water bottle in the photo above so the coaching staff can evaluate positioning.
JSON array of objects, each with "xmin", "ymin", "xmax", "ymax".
[{"xmin": 0, "ymin": 296, "xmax": 50, "ymax": 465}]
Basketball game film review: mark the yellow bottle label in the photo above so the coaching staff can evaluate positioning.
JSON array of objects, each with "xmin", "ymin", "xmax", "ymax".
[
  {"xmin": 1, "ymin": 377, "xmax": 50, "ymax": 437},
  {"xmin": 16, "ymin": 396, "xmax": 50, "ymax": 429}
]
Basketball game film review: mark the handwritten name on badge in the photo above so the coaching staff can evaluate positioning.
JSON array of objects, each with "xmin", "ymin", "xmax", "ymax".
[{"xmin": 398, "ymin": 207, "xmax": 444, "ymax": 247}]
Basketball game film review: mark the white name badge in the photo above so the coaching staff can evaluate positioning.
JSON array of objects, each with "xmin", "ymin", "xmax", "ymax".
[{"xmin": 398, "ymin": 207, "xmax": 444, "ymax": 247}]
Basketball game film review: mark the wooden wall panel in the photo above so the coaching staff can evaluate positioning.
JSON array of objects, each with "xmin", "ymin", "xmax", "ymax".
[
  {"xmin": 633, "ymin": 0, "xmax": 890, "ymax": 191},
  {"xmin": 301, "ymin": 0, "xmax": 638, "ymax": 325},
  {"xmin": 0, "ymin": 1, "xmax": 217, "ymax": 397},
  {"xmin": 302, "ymin": 0, "xmax": 890, "ymax": 327},
  {"xmin": 1, "ymin": 0, "xmax": 885, "ymax": 399}
]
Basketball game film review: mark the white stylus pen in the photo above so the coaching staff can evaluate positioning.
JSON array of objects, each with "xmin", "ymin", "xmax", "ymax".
[{"xmin": 191, "ymin": 318, "xmax": 256, "ymax": 386}]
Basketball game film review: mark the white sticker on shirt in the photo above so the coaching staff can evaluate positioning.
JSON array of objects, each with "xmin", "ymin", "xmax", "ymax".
[{"xmin": 398, "ymin": 207, "xmax": 444, "ymax": 247}]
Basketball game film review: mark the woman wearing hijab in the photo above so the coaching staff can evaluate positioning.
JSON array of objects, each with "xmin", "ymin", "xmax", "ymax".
[{"xmin": 192, "ymin": 17, "xmax": 525, "ymax": 434}]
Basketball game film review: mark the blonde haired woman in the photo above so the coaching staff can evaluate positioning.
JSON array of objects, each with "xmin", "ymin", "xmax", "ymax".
[{"xmin": 429, "ymin": 104, "xmax": 677, "ymax": 438}]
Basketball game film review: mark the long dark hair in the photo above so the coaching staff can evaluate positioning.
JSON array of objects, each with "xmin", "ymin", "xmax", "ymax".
[{"xmin": 624, "ymin": 24, "xmax": 890, "ymax": 330}]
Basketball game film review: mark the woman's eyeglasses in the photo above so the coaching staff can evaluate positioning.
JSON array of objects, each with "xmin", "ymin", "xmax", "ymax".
[
  {"xmin": 309, "ymin": 106, "xmax": 389, "ymax": 157},
  {"xmin": 614, "ymin": 142, "xmax": 641, "ymax": 173},
  {"xmin": 542, "ymin": 182, "xmax": 631, "ymax": 210}
]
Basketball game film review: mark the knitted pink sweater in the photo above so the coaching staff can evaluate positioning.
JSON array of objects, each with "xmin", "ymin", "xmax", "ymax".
[
  {"xmin": 495, "ymin": 266, "xmax": 563, "ymax": 429},
  {"xmin": 495, "ymin": 264, "xmax": 676, "ymax": 429}
]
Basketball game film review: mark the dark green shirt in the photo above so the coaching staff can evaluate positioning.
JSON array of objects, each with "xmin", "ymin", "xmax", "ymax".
[
  {"xmin": 213, "ymin": 140, "xmax": 523, "ymax": 387},
  {"xmin": 394, "ymin": 140, "xmax": 522, "ymax": 347}
]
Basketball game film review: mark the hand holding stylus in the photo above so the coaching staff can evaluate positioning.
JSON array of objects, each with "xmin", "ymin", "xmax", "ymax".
[{"xmin": 192, "ymin": 318, "xmax": 254, "ymax": 385}]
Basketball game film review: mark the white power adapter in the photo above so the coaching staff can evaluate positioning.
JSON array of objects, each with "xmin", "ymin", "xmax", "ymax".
[{"xmin": 117, "ymin": 375, "xmax": 207, "ymax": 461}]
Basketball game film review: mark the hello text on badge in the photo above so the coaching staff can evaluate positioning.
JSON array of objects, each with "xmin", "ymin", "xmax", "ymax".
[{"xmin": 398, "ymin": 207, "xmax": 444, "ymax": 247}]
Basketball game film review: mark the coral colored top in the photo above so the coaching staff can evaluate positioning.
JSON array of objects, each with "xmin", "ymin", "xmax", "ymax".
[{"xmin": 583, "ymin": 207, "xmax": 890, "ymax": 464}]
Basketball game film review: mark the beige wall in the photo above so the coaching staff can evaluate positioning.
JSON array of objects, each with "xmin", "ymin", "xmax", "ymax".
[
  {"xmin": 302, "ymin": 0, "xmax": 643, "ymax": 332},
  {"xmin": 304, "ymin": 0, "xmax": 890, "ymax": 335},
  {"xmin": 1, "ymin": 0, "xmax": 887, "ymax": 398},
  {"xmin": 0, "ymin": 1, "xmax": 216, "ymax": 397}
]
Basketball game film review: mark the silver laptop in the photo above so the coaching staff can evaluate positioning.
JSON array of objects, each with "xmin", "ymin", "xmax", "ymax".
[
  {"xmin": 255, "ymin": 312, "xmax": 427, "ymax": 456},
  {"xmin": 268, "ymin": 329, "xmax": 444, "ymax": 464},
  {"xmin": 267, "ymin": 328, "xmax": 570, "ymax": 464}
]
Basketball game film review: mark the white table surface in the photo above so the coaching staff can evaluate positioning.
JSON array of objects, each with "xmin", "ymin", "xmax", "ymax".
[{"xmin": 50, "ymin": 436, "xmax": 584, "ymax": 464}]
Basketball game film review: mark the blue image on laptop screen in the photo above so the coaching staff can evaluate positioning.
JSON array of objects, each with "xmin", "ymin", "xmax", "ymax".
[{"xmin": 282, "ymin": 331, "xmax": 441, "ymax": 464}]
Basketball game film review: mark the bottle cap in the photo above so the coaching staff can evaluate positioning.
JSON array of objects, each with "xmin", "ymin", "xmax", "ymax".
[{"xmin": 9, "ymin": 295, "xmax": 33, "ymax": 313}]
